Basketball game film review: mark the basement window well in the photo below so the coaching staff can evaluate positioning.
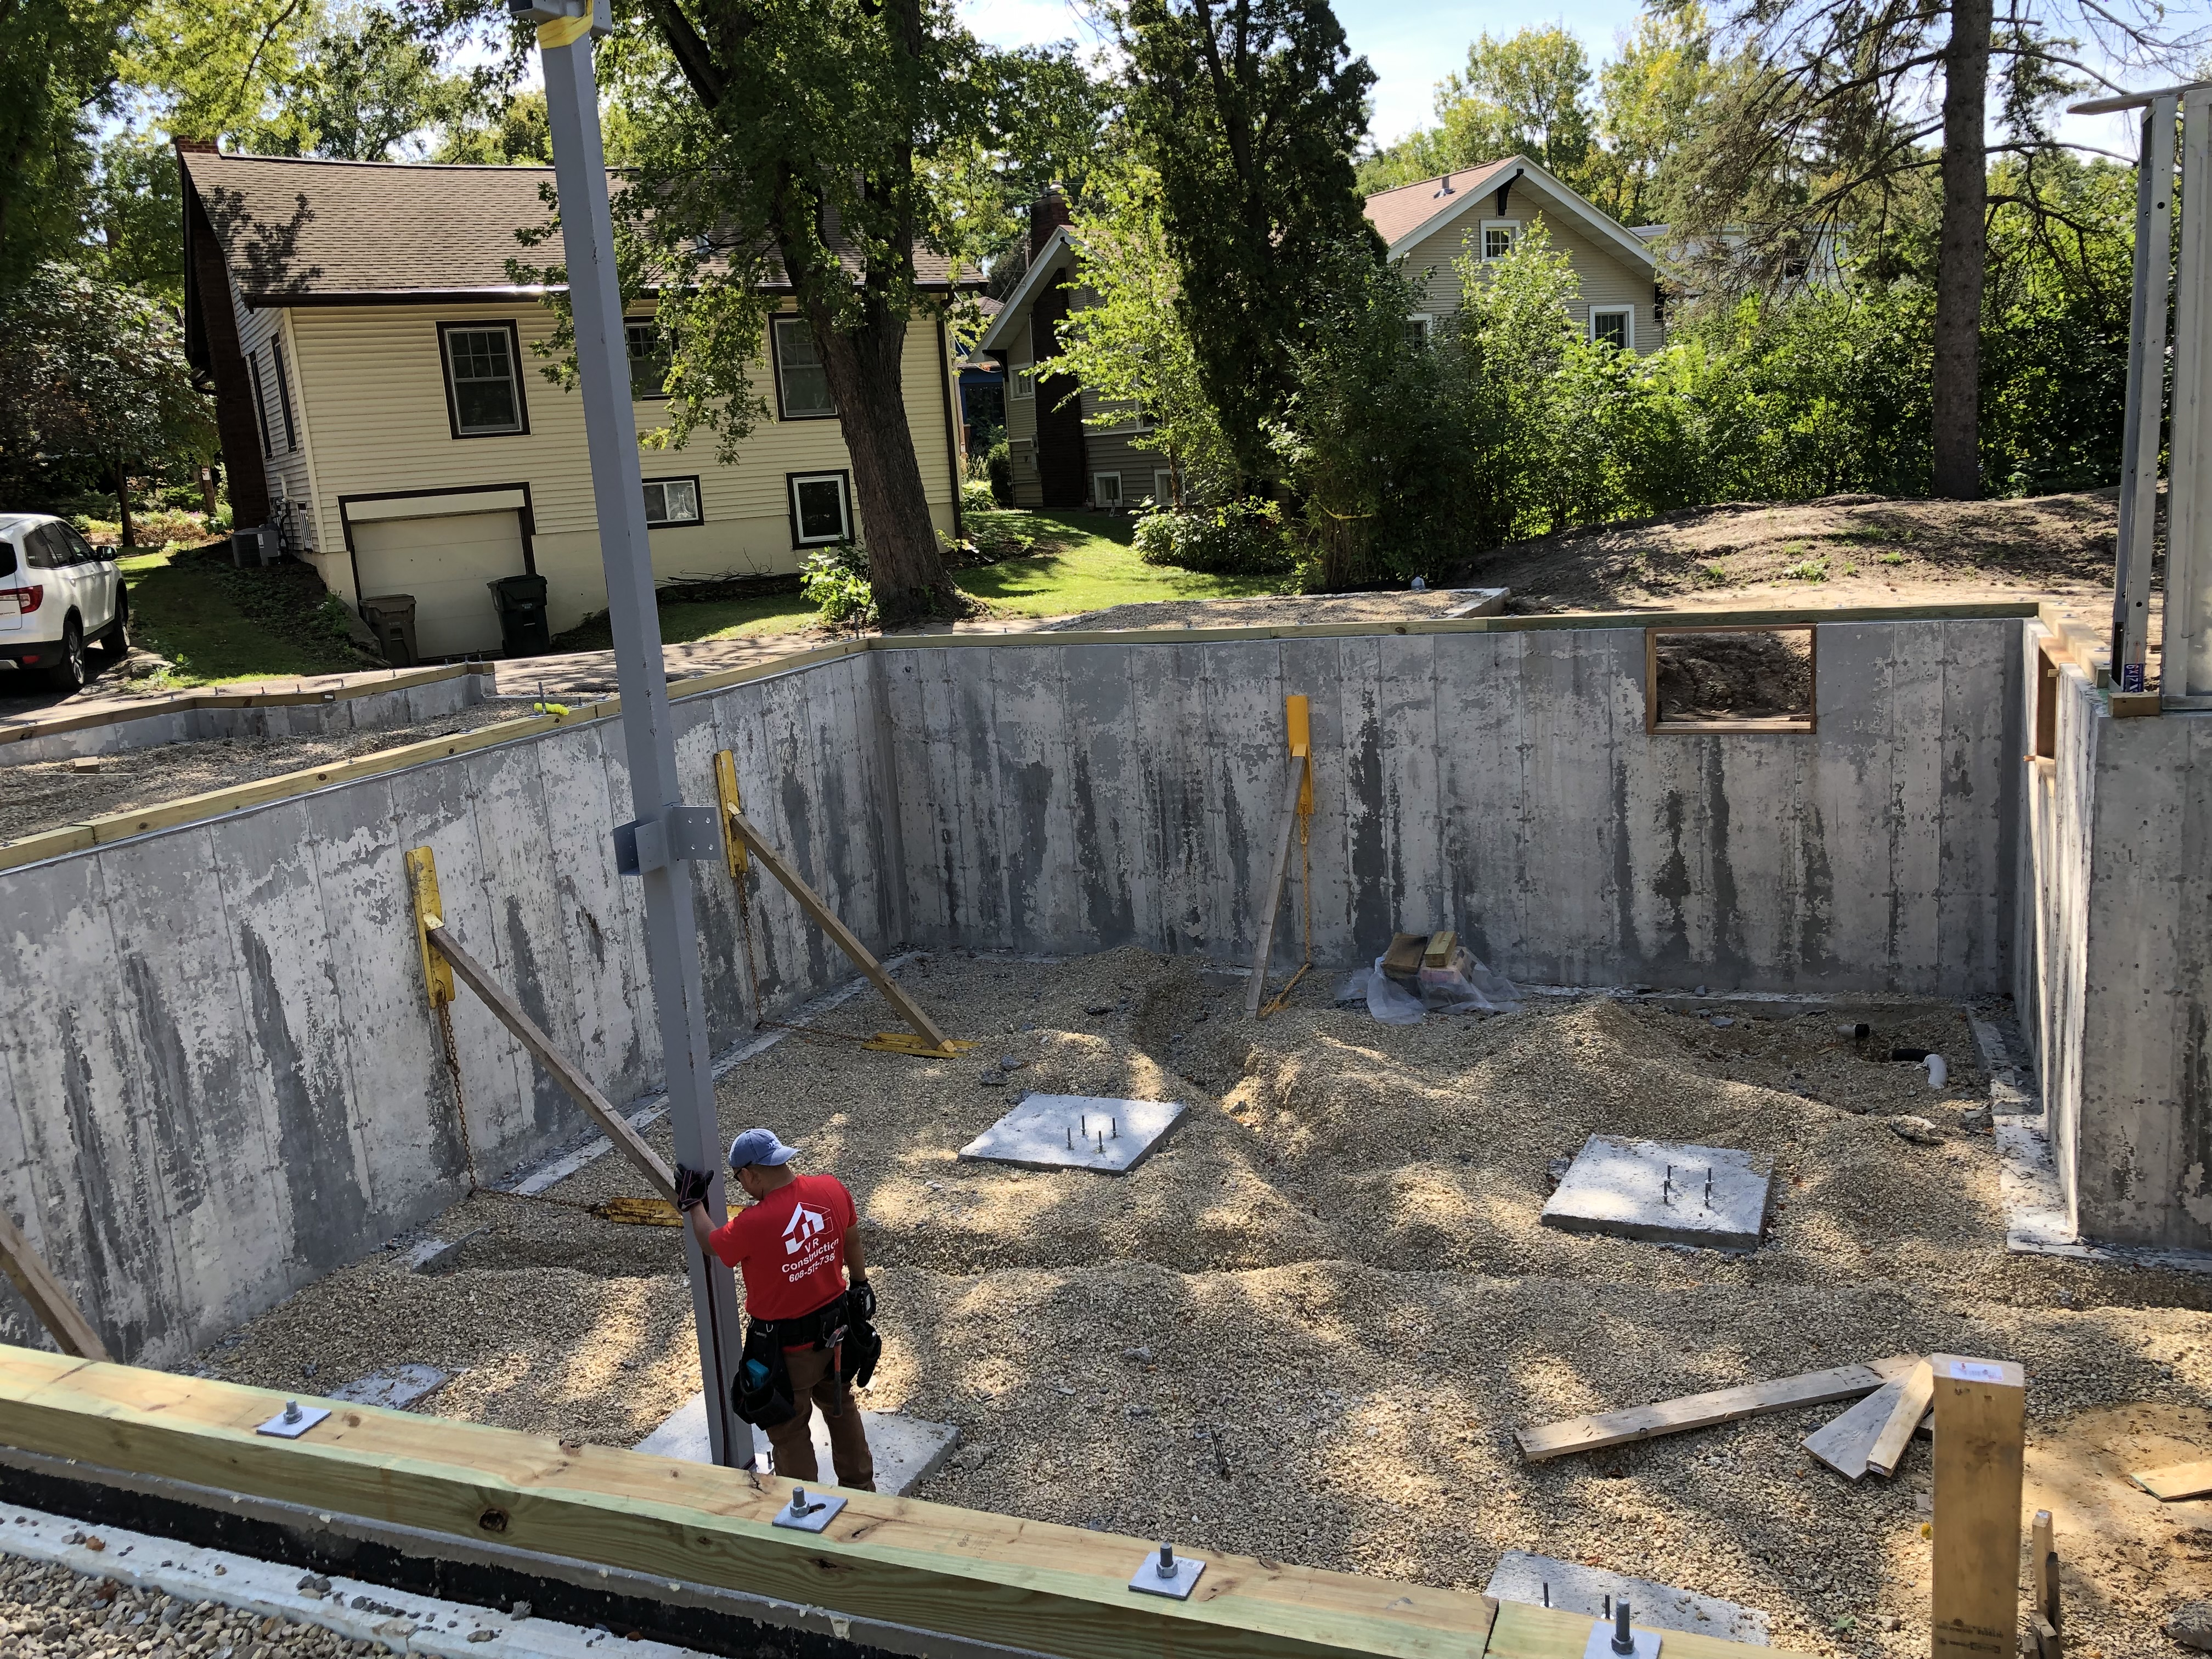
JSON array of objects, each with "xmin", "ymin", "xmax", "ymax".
[{"xmin": 1645, "ymin": 625, "xmax": 1816, "ymax": 733}]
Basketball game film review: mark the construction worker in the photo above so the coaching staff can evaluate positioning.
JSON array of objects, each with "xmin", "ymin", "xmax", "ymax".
[{"xmin": 674, "ymin": 1128, "xmax": 877, "ymax": 1491}]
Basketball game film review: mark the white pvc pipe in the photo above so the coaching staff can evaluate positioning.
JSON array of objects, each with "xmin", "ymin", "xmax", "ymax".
[{"xmin": 1925, "ymin": 1053, "xmax": 1948, "ymax": 1090}]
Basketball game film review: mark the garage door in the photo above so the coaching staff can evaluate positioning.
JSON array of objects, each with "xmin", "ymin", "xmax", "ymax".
[{"xmin": 351, "ymin": 510, "xmax": 526, "ymax": 660}]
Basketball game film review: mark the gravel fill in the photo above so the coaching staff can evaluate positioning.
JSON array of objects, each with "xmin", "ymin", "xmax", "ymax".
[
  {"xmin": 196, "ymin": 948, "xmax": 2212, "ymax": 1659},
  {"xmin": 0, "ymin": 703, "xmax": 536, "ymax": 844},
  {"xmin": 0, "ymin": 1555, "xmax": 362, "ymax": 1658}
]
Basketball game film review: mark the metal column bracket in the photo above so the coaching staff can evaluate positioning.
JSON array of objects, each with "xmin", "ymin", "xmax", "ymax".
[
  {"xmin": 1127, "ymin": 1543, "xmax": 1205, "ymax": 1600},
  {"xmin": 404, "ymin": 846, "xmax": 454, "ymax": 1009},
  {"xmin": 614, "ymin": 804, "xmax": 721, "ymax": 876}
]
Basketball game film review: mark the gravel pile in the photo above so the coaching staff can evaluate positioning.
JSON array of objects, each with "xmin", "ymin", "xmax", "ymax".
[
  {"xmin": 196, "ymin": 948, "xmax": 2212, "ymax": 1659},
  {"xmin": 0, "ymin": 1556, "xmax": 363, "ymax": 1658}
]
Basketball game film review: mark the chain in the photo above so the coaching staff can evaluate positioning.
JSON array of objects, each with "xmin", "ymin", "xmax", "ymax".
[
  {"xmin": 1259, "ymin": 780, "xmax": 1315, "ymax": 1019},
  {"xmin": 731, "ymin": 849, "xmax": 873, "ymax": 1047},
  {"xmin": 435, "ymin": 1000, "xmax": 483, "ymax": 1194}
]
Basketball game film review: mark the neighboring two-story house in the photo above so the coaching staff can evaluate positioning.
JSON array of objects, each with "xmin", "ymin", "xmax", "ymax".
[
  {"xmin": 180, "ymin": 144, "xmax": 971, "ymax": 659},
  {"xmin": 981, "ymin": 157, "xmax": 1663, "ymax": 513}
]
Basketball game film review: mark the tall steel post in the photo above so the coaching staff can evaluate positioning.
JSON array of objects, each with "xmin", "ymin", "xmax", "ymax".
[{"xmin": 526, "ymin": 0, "xmax": 753, "ymax": 1468}]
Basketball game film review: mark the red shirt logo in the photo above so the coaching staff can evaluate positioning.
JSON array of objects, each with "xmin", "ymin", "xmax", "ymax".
[{"xmin": 707, "ymin": 1174, "xmax": 857, "ymax": 1322}]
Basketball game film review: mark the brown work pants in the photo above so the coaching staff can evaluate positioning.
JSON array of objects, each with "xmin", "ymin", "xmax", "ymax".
[{"xmin": 765, "ymin": 1344, "xmax": 876, "ymax": 1492}]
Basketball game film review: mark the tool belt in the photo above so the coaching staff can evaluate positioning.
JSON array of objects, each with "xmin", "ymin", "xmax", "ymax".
[{"xmin": 732, "ymin": 1290, "xmax": 851, "ymax": 1429}]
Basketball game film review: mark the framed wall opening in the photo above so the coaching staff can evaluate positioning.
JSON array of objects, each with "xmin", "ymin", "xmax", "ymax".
[{"xmin": 1645, "ymin": 625, "xmax": 1817, "ymax": 733}]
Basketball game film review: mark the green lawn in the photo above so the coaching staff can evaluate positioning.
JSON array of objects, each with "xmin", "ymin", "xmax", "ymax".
[
  {"xmin": 952, "ymin": 509, "xmax": 1284, "ymax": 617},
  {"xmin": 121, "ymin": 508, "xmax": 1286, "ymax": 681},
  {"xmin": 550, "ymin": 507, "xmax": 1286, "ymax": 652},
  {"xmin": 121, "ymin": 544, "xmax": 366, "ymax": 686}
]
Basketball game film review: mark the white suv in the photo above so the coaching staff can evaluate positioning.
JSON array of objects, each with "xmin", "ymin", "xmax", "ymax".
[{"xmin": 0, "ymin": 513, "xmax": 128, "ymax": 691}]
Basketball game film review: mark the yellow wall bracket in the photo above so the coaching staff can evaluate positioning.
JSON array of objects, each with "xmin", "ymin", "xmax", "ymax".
[
  {"xmin": 405, "ymin": 846, "xmax": 454, "ymax": 1009},
  {"xmin": 713, "ymin": 750, "xmax": 748, "ymax": 877}
]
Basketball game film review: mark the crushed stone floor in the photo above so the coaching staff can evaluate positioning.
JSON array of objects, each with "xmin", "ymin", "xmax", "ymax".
[
  {"xmin": 0, "ymin": 1555, "xmax": 356, "ymax": 1659},
  {"xmin": 189, "ymin": 950, "xmax": 2212, "ymax": 1659}
]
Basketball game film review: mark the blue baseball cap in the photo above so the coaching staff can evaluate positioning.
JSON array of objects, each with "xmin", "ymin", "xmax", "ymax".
[{"xmin": 727, "ymin": 1127, "xmax": 799, "ymax": 1171}]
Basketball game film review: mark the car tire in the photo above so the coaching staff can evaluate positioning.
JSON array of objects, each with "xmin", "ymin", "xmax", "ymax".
[
  {"xmin": 44, "ymin": 616, "xmax": 87, "ymax": 692},
  {"xmin": 98, "ymin": 597, "xmax": 130, "ymax": 661}
]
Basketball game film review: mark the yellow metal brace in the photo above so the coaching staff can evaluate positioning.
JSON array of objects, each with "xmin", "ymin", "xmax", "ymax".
[
  {"xmin": 404, "ymin": 846, "xmax": 454, "ymax": 1009},
  {"xmin": 1250, "ymin": 695, "xmax": 1316, "ymax": 1020}
]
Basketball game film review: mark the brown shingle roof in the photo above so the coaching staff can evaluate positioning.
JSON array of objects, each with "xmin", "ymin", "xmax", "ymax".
[
  {"xmin": 182, "ymin": 150, "xmax": 967, "ymax": 305},
  {"xmin": 1362, "ymin": 159, "xmax": 1516, "ymax": 249}
]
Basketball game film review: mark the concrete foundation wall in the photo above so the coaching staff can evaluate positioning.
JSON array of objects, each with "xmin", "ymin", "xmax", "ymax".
[
  {"xmin": 889, "ymin": 619, "xmax": 2022, "ymax": 992},
  {"xmin": 0, "ymin": 653, "xmax": 902, "ymax": 1367},
  {"xmin": 2020, "ymin": 631, "xmax": 2212, "ymax": 1249},
  {"xmin": 0, "ymin": 617, "xmax": 2025, "ymax": 1364},
  {"xmin": 0, "ymin": 673, "xmax": 490, "ymax": 769}
]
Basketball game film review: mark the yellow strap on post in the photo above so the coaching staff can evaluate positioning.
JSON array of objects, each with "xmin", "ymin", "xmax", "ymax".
[
  {"xmin": 405, "ymin": 847, "xmax": 455, "ymax": 1009},
  {"xmin": 537, "ymin": 0, "xmax": 593, "ymax": 50},
  {"xmin": 714, "ymin": 749, "xmax": 748, "ymax": 876}
]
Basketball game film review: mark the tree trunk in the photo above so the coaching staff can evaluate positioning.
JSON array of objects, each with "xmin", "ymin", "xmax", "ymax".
[
  {"xmin": 799, "ymin": 284, "xmax": 954, "ymax": 624},
  {"xmin": 199, "ymin": 462, "xmax": 219, "ymax": 521},
  {"xmin": 1930, "ymin": 0, "xmax": 1993, "ymax": 499},
  {"xmin": 114, "ymin": 461, "xmax": 134, "ymax": 549}
]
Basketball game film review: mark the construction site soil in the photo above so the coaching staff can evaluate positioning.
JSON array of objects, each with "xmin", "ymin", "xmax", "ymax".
[{"xmin": 190, "ymin": 949, "xmax": 2212, "ymax": 1659}]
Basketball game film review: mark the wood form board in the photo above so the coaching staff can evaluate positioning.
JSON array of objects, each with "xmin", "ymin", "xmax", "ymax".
[
  {"xmin": 1517, "ymin": 1357, "xmax": 1920, "ymax": 1460},
  {"xmin": 0, "ymin": 1346, "xmax": 1712, "ymax": 1659},
  {"xmin": 1928, "ymin": 1356, "xmax": 2025, "ymax": 1659}
]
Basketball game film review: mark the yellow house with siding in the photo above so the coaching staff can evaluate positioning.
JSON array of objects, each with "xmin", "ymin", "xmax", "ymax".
[
  {"xmin": 984, "ymin": 157, "xmax": 1662, "ymax": 514},
  {"xmin": 179, "ymin": 146, "xmax": 969, "ymax": 660}
]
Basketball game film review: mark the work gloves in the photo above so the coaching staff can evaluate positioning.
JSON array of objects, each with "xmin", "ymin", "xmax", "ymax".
[{"xmin": 673, "ymin": 1164, "xmax": 712, "ymax": 1212}]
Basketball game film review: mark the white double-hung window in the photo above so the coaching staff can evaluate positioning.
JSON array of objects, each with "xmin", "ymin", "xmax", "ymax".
[{"xmin": 772, "ymin": 317, "xmax": 836, "ymax": 418}]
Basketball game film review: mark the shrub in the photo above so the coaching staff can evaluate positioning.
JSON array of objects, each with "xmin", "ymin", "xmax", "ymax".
[
  {"xmin": 799, "ymin": 543, "xmax": 875, "ymax": 628},
  {"xmin": 960, "ymin": 477, "xmax": 996, "ymax": 516},
  {"xmin": 1131, "ymin": 499, "xmax": 1288, "ymax": 574},
  {"xmin": 985, "ymin": 439, "xmax": 1013, "ymax": 505}
]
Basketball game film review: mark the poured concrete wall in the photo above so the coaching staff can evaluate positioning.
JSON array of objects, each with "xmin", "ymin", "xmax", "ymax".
[
  {"xmin": 888, "ymin": 619, "xmax": 2022, "ymax": 992},
  {"xmin": 0, "ymin": 652, "xmax": 902, "ymax": 1366},
  {"xmin": 2020, "ymin": 628, "xmax": 2212, "ymax": 1249},
  {"xmin": 0, "ymin": 672, "xmax": 490, "ymax": 768},
  {"xmin": 0, "ymin": 616, "xmax": 2026, "ymax": 1364}
]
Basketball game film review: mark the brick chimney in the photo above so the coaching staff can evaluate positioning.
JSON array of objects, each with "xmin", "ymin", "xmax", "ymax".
[
  {"xmin": 1029, "ymin": 188, "xmax": 1072, "ymax": 258},
  {"xmin": 173, "ymin": 136, "xmax": 218, "ymax": 154}
]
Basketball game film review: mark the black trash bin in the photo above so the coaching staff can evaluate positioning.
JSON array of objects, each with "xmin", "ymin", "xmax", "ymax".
[{"xmin": 488, "ymin": 573, "xmax": 551, "ymax": 658}]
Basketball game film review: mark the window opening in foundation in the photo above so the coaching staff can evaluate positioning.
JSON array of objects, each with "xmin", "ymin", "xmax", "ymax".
[
  {"xmin": 1645, "ymin": 625, "xmax": 1816, "ymax": 733},
  {"xmin": 2034, "ymin": 639, "xmax": 2061, "ymax": 759}
]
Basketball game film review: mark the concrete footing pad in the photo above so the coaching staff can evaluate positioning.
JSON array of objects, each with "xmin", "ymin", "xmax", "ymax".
[
  {"xmin": 634, "ymin": 1392, "xmax": 960, "ymax": 1496},
  {"xmin": 1483, "ymin": 1549, "xmax": 1770, "ymax": 1646},
  {"xmin": 958, "ymin": 1093, "xmax": 1186, "ymax": 1174},
  {"xmin": 1540, "ymin": 1136, "xmax": 1774, "ymax": 1251}
]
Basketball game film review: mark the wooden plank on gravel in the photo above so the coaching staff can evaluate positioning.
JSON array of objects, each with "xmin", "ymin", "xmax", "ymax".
[
  {"xmin": 1804, "ymin": 1378, "xmax": 1906, "ymax": 1479},
  {"xmin": 1865, "ymin": 1358, "xmax": 1936, "ymax": 1477},
  {"xmin": 0, "ymin": 1344, "xmax": 1576, "ymax": 1659},
  {"xmin": 1486, "ymin": 1596, "xmax": 1812, "ymax": 1659},
  {"xmin": 1515, "ymin": 1356, "xmax": 1920, "ymax": 1462},
  {"xmin": 2130, "ymin": 1459, "xmax": 2212, "ymax": 1500}
]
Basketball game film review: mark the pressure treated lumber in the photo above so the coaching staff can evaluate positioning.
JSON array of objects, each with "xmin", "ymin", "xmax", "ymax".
[
  {"xmin": 1929, "ymin": 1356, "xmax": 2025, "ymax": 1659},
  {"xmin": 424, "ymin": 922, "xmax": 676, "ymax": 1204},
  {"xmin": 1864, "ymin": 1358, "xmax": 1934, "ymax": 1478},
  {"xmin": 2029, "ymin": 1509, "xmax": 2059, "ymax": 1659},
  {"xmin": 0, "ymin": 1213, "xmax": 108, "ymax": 1362},
  {"xmin": 2130, "ymin": 1459, "xmax": 2212, "ymax": 1499},
  {"xmin": 1803, "ymin": 1378, "xmax": 1904, "ymax": 1479},
  {"xmin": 1515, "ymin": 1356, "xmax": 1918, "ymax": 1461},
  {"xmin": 0, "ymin": 1345, "xmax": 1780, "ymax": 1659},
  {"xmin": 723, "ymin": 805, "xmax": 952, "ymax": 1051}
]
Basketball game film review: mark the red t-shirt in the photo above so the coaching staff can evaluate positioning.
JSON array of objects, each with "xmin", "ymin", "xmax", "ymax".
[{"xmin": 708, "ymin": 1173, "xmax": 857, "ymax": 1323}]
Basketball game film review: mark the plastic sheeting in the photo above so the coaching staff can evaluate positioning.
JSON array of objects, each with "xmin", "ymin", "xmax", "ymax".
[{"xmin": 1336, "ymin": 947, "xmax": 1521, "ymax": 1024}]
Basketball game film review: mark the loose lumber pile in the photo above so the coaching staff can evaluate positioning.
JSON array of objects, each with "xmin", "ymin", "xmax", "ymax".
[
  {"xmin": 0, "ymin": 1345, "xmax": 1807, "ymax": 1659},
  {"xmin": 1514, "ymin": 1357, "xmax": 1917, "ymax": 1462}
]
